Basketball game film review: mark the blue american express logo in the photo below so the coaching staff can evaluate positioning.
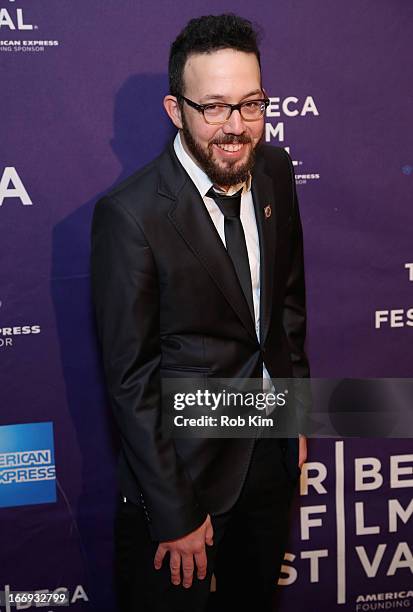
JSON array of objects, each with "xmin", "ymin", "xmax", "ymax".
[{"xmin": 0, "ymin": 422, "xmax": 56, "ymax": 507}]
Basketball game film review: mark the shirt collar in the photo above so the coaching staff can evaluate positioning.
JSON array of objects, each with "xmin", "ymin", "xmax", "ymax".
[{"xmin": 173, "ymin": 132, "xmax": 251, "ymax": 198}]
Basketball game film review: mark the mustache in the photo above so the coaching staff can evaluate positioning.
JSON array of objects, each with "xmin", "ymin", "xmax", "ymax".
[{"xmin": 210, "ymin": 135, "xmax": 252, "ymax": 146}]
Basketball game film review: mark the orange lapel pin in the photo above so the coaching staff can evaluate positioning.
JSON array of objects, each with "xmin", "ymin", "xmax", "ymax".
[{"xmin": 264, "ymin": 205, "xmax": 272, "ymax": 219}]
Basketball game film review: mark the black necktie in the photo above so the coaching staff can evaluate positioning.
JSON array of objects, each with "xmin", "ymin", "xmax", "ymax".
[{"xmin": 207, "ymin": 187, "xmax": 254, "ymax": 320}]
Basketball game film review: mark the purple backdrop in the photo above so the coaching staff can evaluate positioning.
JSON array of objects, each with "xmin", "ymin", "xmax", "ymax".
[{"xmin": 1, "ymin": 1, "xmax": 412, "ymax": 610}]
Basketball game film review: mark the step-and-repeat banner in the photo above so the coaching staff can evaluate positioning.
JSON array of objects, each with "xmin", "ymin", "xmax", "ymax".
[{"xmin": 1, "ymin": 1, "xmax": 412, "ymax": 611}]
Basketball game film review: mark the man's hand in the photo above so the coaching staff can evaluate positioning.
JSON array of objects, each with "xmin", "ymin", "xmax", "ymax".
[
  {"xmin": 298, "ymin": 434, "xmax": 307, "ymax": 469},
  {"xmin": 154, "ymin": 514, "xmax": 214, "ymax": 588}
]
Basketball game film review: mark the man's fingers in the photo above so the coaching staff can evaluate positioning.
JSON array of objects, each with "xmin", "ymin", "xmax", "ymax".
[
  {"xmin": 181, "ymin": 553, "xmax": 194, "ymax": 588},
  {"xmin": 205, "ymin": 520, "xmax": 214, "ymax": 546},
  {"xmin": 194, "ymin": 548, "xmax": 208, "ymax": 580},
  {"xmin": 154, "ymin": 544, "xmax": 166, "ymax": 570},
  {"xmin": 170, "ymin": 550, "xmax": 181, "ymax": 585},
  {"xmin": 156, "ymin": 516, "xmax": 213, "ymax": 587},
  {"xmin": 298, "ymin": 434, "xmax": 307, "ymax": 468}
]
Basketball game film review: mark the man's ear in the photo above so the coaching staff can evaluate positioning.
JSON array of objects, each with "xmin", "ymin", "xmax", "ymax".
[{"xmin": 163, "ymin": 95, "xmax": 183, "ymax": 129}]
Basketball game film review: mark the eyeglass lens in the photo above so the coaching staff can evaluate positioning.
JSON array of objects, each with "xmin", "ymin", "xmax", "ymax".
[{"xmin": 204, "ymin": 101, "xmax": 266, "ymax": 123}]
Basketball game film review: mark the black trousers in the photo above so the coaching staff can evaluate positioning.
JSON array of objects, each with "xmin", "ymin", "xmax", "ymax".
[{"xmin": 114, "ymin": 439, "xmax": 296, "ymax": 612}]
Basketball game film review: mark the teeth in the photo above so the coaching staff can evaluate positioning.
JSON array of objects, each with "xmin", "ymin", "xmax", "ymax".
[{"xmin": 217, "ymin": 143, "xmax": 243, "ymax": 152}]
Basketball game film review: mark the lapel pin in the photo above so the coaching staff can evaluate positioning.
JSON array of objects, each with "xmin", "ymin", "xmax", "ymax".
[{"xmin": 264, "ymin": 204, "xmax": 272, "ymax": 219}]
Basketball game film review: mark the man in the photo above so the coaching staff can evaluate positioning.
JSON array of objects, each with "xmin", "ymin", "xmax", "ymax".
[{"xmin": 91, "ymin": 13, "xmax": 309, "ymax": 612}]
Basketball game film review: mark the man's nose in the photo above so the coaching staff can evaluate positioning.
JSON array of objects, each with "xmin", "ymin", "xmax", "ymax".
[{"xmin": 222, "ymin": 108, "xmax": 245, "ymax": 135}]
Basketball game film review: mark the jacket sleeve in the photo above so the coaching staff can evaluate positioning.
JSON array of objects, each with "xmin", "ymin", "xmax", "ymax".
[
  {"xmin": 281, "ymin": 150, "xmax": 310, "ymax": 380},
  {"xmin": 91, "ymin": 195, "xmax": 206, "ymax": 541},
  {"xmin": 281, "ymin": 151, "xmax": 313, "ymax": 437}
]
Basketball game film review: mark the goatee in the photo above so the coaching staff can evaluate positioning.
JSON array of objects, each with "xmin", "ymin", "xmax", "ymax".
[{"xmin": 181, "ymin": 115, "xmax": 257, "ymax": 187}]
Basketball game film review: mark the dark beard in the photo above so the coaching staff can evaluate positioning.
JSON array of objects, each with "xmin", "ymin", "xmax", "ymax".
[{"xmin": 181, "ymin": 114, "xmax": 257, "ymax": 187}]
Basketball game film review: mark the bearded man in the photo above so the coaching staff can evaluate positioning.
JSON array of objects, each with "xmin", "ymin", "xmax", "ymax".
[{"xmin": 91, "ymin": 13, "xmax": 309, "ymax": 612}]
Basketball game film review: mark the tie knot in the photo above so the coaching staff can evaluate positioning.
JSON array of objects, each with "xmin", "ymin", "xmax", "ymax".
[{"xmin": 207, "ymin": 187, "xmax": 243, "ymax": 219}]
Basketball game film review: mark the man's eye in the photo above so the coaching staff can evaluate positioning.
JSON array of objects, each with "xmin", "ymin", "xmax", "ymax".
[
  {"xmin": 243, "ymin": 101, "xmax": 260, "ymax": 109},
  {"xmin": 205, "ymin": 104, "xmax": 223, "ymax": 111},
  {"xmin": 204, "ymin": 104, "xmax": 228, "ymax": 117}
]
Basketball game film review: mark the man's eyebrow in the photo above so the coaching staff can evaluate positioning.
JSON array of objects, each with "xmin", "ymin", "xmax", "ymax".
[
  {"xmin": 200, "ymin": 90, "xmax": 263, "ymax": 103},
  {"xmin": 240, "ymin": 89, "xmax": 264, "ymax": 100}
]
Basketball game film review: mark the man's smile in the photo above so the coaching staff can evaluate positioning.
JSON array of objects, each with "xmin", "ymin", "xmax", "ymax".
[{"xmin": 211, "ymin": 140, "xmax": 250, "ymax": 161}]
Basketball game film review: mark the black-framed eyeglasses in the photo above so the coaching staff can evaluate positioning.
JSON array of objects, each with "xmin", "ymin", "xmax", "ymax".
[{"xmin": 179, "ymin": 95, "xmax": 270, "ymax": 125}]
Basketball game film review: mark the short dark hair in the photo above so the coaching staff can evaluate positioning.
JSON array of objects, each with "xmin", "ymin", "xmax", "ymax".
[{"xmin": 169, "ymin": 14, "xmax": 262, "ymax": 98}]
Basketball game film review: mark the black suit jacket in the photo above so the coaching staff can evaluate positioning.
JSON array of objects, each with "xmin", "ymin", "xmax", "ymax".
[{"xmin": 91, "ymin": 140, "xmax": 309, "ymax": 541}]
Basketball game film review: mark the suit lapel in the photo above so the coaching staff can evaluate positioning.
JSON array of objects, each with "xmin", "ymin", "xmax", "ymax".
[
  {"xmin": 252, "ymin": 167, "xmax": 277, "ymax": 348},
  {"xmin": 159, "ymin": 144, "xmax": 257, "ymax": 341}
]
